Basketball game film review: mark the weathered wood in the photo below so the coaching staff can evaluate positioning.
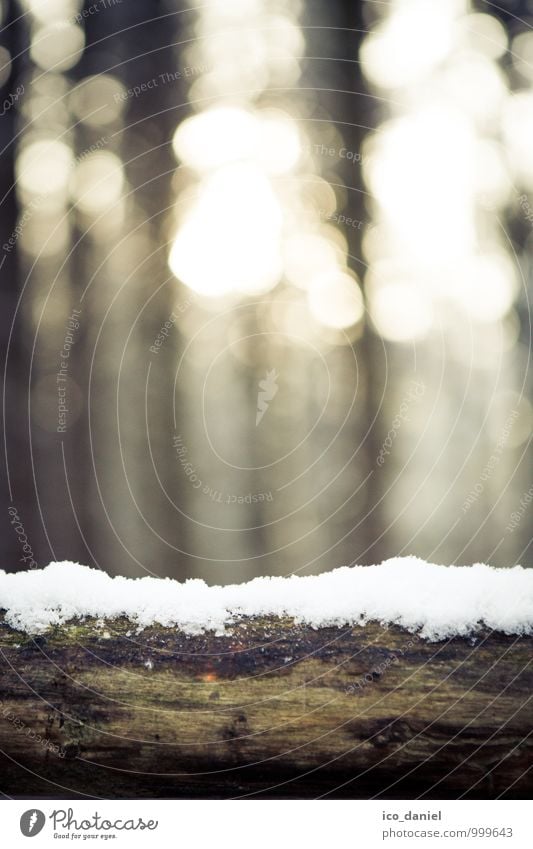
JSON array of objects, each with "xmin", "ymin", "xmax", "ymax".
[{"xmin": 0, "ymin": 615, "xmax": 531, "ymax": 798}]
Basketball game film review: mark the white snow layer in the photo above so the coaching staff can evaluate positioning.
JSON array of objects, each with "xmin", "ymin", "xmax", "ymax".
[{"xmin": 0, "ymin": 558, "xmax": 532, "ymax": 640}]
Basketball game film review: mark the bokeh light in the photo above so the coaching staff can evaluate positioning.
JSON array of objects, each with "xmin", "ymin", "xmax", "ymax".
[{"xmin": 30, "ymin": 23, "xmax": 85, "ymax": 72}]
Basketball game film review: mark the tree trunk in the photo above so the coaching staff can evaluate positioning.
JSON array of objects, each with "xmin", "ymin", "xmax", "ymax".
[{"xmin": 0, "ymin": 616, "xmax": 531, "ymax": 799}]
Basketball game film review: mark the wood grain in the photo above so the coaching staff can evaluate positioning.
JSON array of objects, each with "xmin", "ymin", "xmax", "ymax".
[{"xmin": 0, "ymin": 616, "xmax": 531, "ymax": 798}]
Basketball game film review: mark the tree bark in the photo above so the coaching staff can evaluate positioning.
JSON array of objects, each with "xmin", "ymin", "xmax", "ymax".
[{"xmin": 0, "ymin": 615, "xmax": 531, "ymax": 799}]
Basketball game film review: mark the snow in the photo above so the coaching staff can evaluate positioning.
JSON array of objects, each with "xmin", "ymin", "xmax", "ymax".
[{"xmin": 0, "ymin": 557, "xmax": 532, "ymax": 640}]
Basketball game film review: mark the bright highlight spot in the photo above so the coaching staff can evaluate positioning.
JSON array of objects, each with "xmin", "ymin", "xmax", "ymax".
[
  {"xmin": 361, "ymin": 2, "xmax": 454, "ymax": 89},
  {"xmin": 370, "ymin": 283, "xmax": 433, "ymax": 342},
  {"xmin": 17, "ymin": 139, "xmax": 74, "ymax": 198},
  {"xmin": 169, "ymin": 164, "xmax": 283, "ymax": 297},
  {"xmin": 307, "ymin": 271, "xmax": 364, "ymax": 329},
  {"xmin": 30, "ymin": 22, "xmax": 85, "ymax": 72},
  {"xmin": 71, "ymin": 152, "xmax": 124, "ymax": 215},
  {"xmin": 173, "ymin": 106, "xmax": 300, "ymax": 175}
]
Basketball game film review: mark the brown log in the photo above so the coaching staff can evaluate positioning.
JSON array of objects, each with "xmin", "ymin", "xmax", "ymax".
[{"xmin": 0, "ymin": 615, "xmax": 531, "ymax": 799}]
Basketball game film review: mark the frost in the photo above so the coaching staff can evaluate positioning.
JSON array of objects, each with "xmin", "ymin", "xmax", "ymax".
[{"xmin": 0, "ymin": 557, "xmax": 532, "ymax": 641}]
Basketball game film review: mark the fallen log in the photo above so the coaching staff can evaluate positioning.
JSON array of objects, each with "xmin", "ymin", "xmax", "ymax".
[{"xmin": 0, "ymin": 615, "xmax": 531, "ymax": 799}]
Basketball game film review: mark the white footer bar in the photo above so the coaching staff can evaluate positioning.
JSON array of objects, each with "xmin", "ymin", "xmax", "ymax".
[{"xmin": 2, "ymin": 799, "xmax": 530, "ymax": 848}]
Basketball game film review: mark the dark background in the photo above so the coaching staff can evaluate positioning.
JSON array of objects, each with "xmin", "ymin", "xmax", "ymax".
[{"xmin": 0, "ymin": 0, "xmax": 531, "ymax": 583}]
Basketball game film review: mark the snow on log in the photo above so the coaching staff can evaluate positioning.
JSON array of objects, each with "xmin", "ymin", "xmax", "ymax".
[
  {"xmin": 1, "ymin": 558, "xmax": 532, "ymax": 639},
  {"xmin": 0, "ymin": 560, "xmax": 532, "ymax": 798}
]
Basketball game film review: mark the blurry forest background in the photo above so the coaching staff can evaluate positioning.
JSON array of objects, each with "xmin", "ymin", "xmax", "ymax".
[{"xmin": 1, "ymin": 0, "xmax": 532, "ymax": 582}]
